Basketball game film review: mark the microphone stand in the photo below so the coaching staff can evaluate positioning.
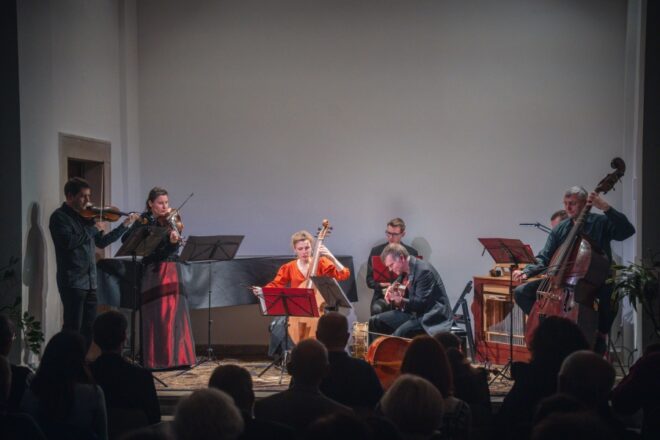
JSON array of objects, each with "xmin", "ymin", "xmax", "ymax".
[{"xmin": 519, "ymin": 222, "xmax": 552, "ymax": 234}]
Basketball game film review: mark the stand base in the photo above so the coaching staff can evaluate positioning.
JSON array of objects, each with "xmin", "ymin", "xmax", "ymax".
[{"xmin": 258, "ymin": 350, "xmax": 290, "ymax": 385}]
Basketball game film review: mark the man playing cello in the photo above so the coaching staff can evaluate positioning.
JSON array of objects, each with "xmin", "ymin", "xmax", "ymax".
[{"xmin": 513, "ymin": 186, "xmax": 635, "ymax": 354}]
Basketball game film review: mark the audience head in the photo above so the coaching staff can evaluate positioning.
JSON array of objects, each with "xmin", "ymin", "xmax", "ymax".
[
  {"xmin": 30, "ymin": 331, "xmax": 91, "ymax": 417},
  {"xmin": 558, "ymin": 350, "xmax": 615, "ymax": 408},
  {"xmin": 643, "ymin": 342, "xmax": 660, "ymax": 356},
  {"xmin": 532, "ymin": 411, "xmax": 616, "ymax": 440},
  {"xmin": 434, "ymin": 331, "xmax": 462, "ymax": 351},
  {"xmin": 533, "ymin": 393, "xmax": 587, "ymax": 425},
  {"xmin": 0, "ymin": 314, "xmax": 15, "ymax": 356},
  {"xmin": 208, "ymin": 364, "xmax": 254, "ymax": 416},
  {"xmin": 287, "ymin": 339, "xmax": 329, "ymax": 387},
  {"xmin": 174, "ymin": 388, "xmax": 244, "ymax": 440},
  {"xmin": 380, "ymin": 374, "xmax": 444, "ymax": 437},
  {"xmin": 0, "ymin": 355, "xmax": 10, "ymax": 404},
  {"xmin": 528, "ymin": 317, "xmax": 589, "ymax": 372},
  {"xmin": 93, "ymin": 310, "xmax": 128, "ymax": 352},
  {"xmin": 401, "ymin": 335, "xmax": 453, "ymax": 397},
  {"xmin": 316, "ymin": 312, "xmax": 350, "ymax": 351},
  {"xmin": 305, "ymin": 413, "xmax": 372, "ymax": 440}
]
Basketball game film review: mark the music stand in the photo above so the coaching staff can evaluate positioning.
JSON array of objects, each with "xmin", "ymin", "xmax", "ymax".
[
  {"xmin": 371, "ymin": 256, "xmax": 398, "ymax": 284},
  {"xmin": 310, "ymin": 276, "xmax": 352, "ymax": 310},
  {"xmin": 257, "ymin": 287, "xmax": 318, "ymax": 383},
  {"xmin": 179, "ymin": 235, "xmax": 244, "ymax": 370},
  {"xmin": 478, "ymin": 238, "xmax": 536, "ymax": 382},
  {"xmin": 115, "ymin": 225, "xmax": 169, "ymax": 382}
]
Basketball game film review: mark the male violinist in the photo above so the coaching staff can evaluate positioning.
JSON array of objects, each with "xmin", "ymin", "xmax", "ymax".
[
  {"xmin": 368, "ymin": 243, "xmax": 452, "ymax": 342},
  {"xmin": 366, "ymin": 218, "xmax": 419, "ymax": 315},
  {"xmin": 513, "ymin": 186, "xmax": 635, "ymax": 354},
  {"xmin": 49, "ymin": 177, "xmax": 139, "ymax": 347}
]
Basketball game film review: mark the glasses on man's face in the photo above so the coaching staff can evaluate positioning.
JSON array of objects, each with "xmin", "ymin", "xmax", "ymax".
[{"xmin": 385, "ymin": 231, "xmax": 402, "ymax": 237}]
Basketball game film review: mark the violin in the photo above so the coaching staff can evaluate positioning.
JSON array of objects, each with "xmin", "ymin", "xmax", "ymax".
[
  {"xmin": 79, "ymin": 205, "xmax": 135, "ymax": 222},
  {"xmin": 156, "ymin": 208, "xmax": 184, "ymax": 235}
]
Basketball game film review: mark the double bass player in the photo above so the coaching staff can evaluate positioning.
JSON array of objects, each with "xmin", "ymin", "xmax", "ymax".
[{"xmin": 513, "ymin": 186, "xmax": 635, "ymax": 354}]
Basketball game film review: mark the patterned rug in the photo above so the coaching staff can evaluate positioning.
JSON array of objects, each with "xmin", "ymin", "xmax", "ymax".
[{"xmin": 152, "ymin": 357, "xmax": 512, "ymax": 397}]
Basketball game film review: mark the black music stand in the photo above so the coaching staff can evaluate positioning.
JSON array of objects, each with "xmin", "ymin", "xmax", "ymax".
[
  {"xmin": 310, "ymin": 276, "xmax": 352, "ymax": 310},
  {"xmin": 257, "ymin": 287, "xmax": 318, "ymax": 384},
  {"xmin": 115, "ymin": 225, "xmax": 169, "ymax": 380},
  {"xmin": 178, "ymin": 235, "xmax": 244, "ymax": 369},
  {"xmin": 450, "ymin": 281, "xmax": 476, "ymax": 361},
  {"xmin": 478, "ymin": 238, "xmax": 536, "ymax": 382}
]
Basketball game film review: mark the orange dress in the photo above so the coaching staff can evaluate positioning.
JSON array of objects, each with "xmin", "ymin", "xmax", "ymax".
[{"xmin": 265, "ymin": 256, "xmax": 350, "ymax": 288}]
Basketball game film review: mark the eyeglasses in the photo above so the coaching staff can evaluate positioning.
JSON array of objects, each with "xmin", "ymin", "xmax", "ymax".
[{"xmin": 385, "ymin": 231, "xmax": 402, "ymax": 237}]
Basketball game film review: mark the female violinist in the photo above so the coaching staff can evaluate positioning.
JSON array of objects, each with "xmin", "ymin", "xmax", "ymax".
[
  {"xmin": 123, "ymin": 186, "xmax": 195, "ymax": 369},
  {"xmin": 122, "ymin": 186, "xmax": 182, "ymax": 264},
  {"xmin": 252, "ymin": 230, "xmax": 350, "ymax": 357}
]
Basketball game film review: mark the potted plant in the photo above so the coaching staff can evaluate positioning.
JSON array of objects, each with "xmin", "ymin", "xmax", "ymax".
[{"xmin": 609, "ymin": 259, "xmax": 660, "ymax": 340}]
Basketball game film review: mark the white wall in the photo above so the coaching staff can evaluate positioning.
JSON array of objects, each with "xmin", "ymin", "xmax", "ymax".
[
  {"xmin": 18, "ymin": 0, "xmax": 141, "ymax": 339},
  {"xmin": 135, "ymin": 0, "xmax": 637, "ymax": 344}
]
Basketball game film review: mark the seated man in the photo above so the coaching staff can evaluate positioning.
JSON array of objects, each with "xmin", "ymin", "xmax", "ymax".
[
  {"xmin": 513, "ymin": 186, "xmax": 635, "ymax": 352},
  {"xmin": 89, "ymin": 311, "xmax": 161, "ymax": 427},
  {"xmin": 368, "ymin": 243, "xmax": 452, "ymax": 341},
  {"xmin": 366, "ymin": 217, "xmax": 418, "ymax": 315},
  {"xmin": 254, "ymin": 339, "xmax": 351, "ymax": 431},
  {"xmin": 316, "ymin": 312, "xmax": 383, "ymax": 411}
]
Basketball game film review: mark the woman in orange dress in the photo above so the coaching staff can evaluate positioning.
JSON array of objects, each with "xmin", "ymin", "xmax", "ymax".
[{"xmin": 252, "ymin": 230, "xmax": 350, "ymax": 356}]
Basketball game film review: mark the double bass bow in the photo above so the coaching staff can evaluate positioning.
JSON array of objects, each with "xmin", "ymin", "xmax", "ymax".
[{"xmin": 524, "ymin": 158, "xmax": 626, "ymax": 345}]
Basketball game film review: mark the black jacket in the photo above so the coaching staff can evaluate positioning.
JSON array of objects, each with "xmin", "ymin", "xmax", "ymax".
[{"xmin": 49, "ymin": 203, "xmax": 128, "ymax": 290}]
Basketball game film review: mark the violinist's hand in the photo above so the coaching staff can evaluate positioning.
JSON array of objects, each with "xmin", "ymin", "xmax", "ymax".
[
  {"xmin": 169, "ymin": 229, "xmax": 180, "ymax": 244},
  {"xmin": 587, "ymin": 192, "xmax": 610, "ymax": 212},
  {"xmin": 123, "ymin": 212, "xmax": 141, "ymax": 227},
  {"xmin": 94, "ymin": 222, "xmax": 105, "ymax": 232},
  {"xmin": 512, "ymin": 270, "xmax": 527, "ymax": 282},
  {"xmin": 379, "ymin": 282, "xmax": 391, "ymax": 289},
  {"xmin": 251, "ymin": 286, "xmax": 263, "ymax": 297}
]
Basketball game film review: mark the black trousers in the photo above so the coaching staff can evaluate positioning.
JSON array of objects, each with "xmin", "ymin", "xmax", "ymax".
[
  {"xmin": 513, "ymin": 279, "xmax": 614, "ymax": 335},
  {"xmin": 59, "ymin": 287, "xmax": 97, "ymax": 348}
]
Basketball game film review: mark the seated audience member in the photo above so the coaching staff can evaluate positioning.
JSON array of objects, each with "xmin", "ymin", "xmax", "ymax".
[
  {"xmin": 533, "ymin": 393, "xmax": 587, "ymax": 426},
  {"xmin": 380, "ymin": 374, "xmax": 444, "ymax": 440},
  {"xmin": 445, "ymin": 347, "xmax": 492, "ymax": 431},
  {"xmin": 208, "ymin": 364, "xmax": 294, "ymax": 439},
  {"xmin": 436, "ymin": 331, "xmax": 491, "ymax": 429},
  {"xmin": 173, "ymin": 388, "xmax": 244, "ymax": 440},
  {"xmin": 304, "ymin": 413, "xmax": 373, "ymax": 440},
  {"xmin": 558, "ymin": 350, "xmax": 628, "ymax": 437},
  {"xmin": 611, "ymin": 343, "xmax": 660, "ymax": 440},
  {"xmin": 401, "ymin": 335, "xmax": 471, "ymax": 440},
  {"xmin": 0, "ymin": 355, "xmax": 46, "ymax": 440},
  {"xmin": 21, "ymin": 331, "xmax": 108, "ymax": 440},
  {"xmin": 90, "ymin": 311, "xmax": 161, "ymax": 435},
  {"xmin": 531, "ymin": 411, "xmax": 616, "ymax": 440},
  {"xmin": 496, "ymin": 316, "xmax": 589, "ymax": 440},
  {"xmin": 254, "ymin": 339, "xmax": 352, "ymax": 431},
  {"xmin": 0, "ymin": 314, "xmax": 34, "ymax": 411},
  {"xmin": 316, "ymin": 312, "xmax": 383, "ymax": 412}
]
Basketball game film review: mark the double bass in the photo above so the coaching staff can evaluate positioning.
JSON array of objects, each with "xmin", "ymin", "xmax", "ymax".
[
  {"xmin": 287, "ymin": 219, "xmax": 332, "ymax": 344},
  {"xmin": 524, "ymin": 158, "xmax": 626, "ymax": 345}
]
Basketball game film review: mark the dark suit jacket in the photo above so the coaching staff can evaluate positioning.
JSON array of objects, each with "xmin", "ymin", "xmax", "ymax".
[
  {"xmin": 319, "ymin": 351, "xmax": 383, "ymax": 411},
  {"xmin": 254, "ymin": 384, "xmax": 352, "ymax": 431},
  {"xmin": 404, "ymin": 257, "xmax": 452, "ymax": 336},
  {"xmin": 90, "ymin": 353, "xmax": 161, "ymax": 424}
]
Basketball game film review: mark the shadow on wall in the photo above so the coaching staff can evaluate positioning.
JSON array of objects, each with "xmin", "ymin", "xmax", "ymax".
[{"xmin": 22, "ymin": 202, "xmax": 47, "ymax": 363}]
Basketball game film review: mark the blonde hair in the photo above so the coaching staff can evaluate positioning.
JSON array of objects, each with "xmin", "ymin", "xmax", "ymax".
[{"xmin": 290, "ymin": 230, "xmax": 314, "ymax": 249}]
